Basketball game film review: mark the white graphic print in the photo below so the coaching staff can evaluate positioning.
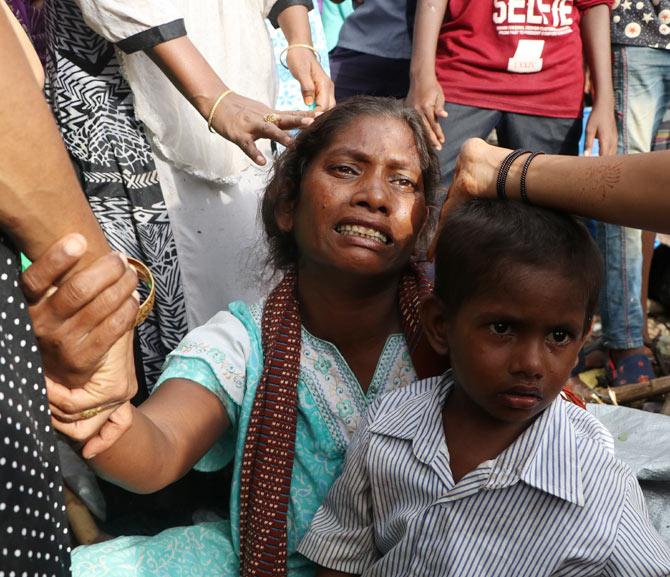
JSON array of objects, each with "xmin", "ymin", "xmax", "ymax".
[
  {"xmin": 493, "ymin": 0, "xmax": 575, "ymax": 35},
  {"xmin": 507, "ymin": 39, "xmax": 546, "ymax": 72}
]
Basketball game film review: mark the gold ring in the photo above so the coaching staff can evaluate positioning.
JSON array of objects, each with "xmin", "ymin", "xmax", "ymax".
[
  {"xmin": 78, "ymin": 406, "xmax": 105, "ymax": 420},
  {"xmin": 127, "ymin": 257, "xmax": 155, "ymax": 327},
  {"xmin": 263, "ymin": 113, "xmax": 280, "ymax": 125}
]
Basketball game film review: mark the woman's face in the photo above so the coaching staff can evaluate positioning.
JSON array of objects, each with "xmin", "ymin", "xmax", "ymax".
[{"xmin": 280, "ymin": 115, "xmax": 427, "ymax": 280}]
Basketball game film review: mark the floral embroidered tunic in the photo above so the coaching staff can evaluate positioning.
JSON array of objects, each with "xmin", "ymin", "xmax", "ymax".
[{"xmin": 71, "ymin": 300, "xmax": 417, "ymax": 577}]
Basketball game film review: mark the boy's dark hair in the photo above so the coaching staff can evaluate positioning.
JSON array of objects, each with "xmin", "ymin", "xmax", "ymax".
[
  {"xmin": 433, "ymin": 199, "xmax": 603, "ymax": 332},
  {"xmin": 261, "ymin": 95, "xmax": 441, "ymax": 273}
]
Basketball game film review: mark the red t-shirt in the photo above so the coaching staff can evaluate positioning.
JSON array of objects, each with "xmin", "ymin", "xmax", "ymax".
[{"xmin": 435, "ymin": 0, "xmax": 611, "ymax": 119}]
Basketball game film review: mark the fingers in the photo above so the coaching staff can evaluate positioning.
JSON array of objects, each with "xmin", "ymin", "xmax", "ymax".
[
  {"xmin": 583, "ymin": 129, "xmax": 595, "ymax": 157},
  {"xmin": 47, "ymin": 379, "xmax": 115, "ymax": 418},
  {"xmin": 50, "ymin": 403, "xmax": 116, "ymax": 443},
  {"xmin": 299, "ymin": 73, "xmax": 316, "ymax": 108},
  {"xmin": 414, "ymin": 99, "xmax": 445, "ymax": 150},
  {"xmin": 21, "ymin": 233, "xmax": 87, "ymax": 303},
  {"xmin": 72, "ymin": 296, "xmax": 138, "ymax": 370},
  {"xmin": 37, "ymin": 252, "xmax": 133, "ymax": 320},
  {"xmin": 81, "ymin": 403, "xmax": 133, "ymax": 459},
  {"xmin": 313, "ymin": 73, "xmax": 336, "ymax": 111}
]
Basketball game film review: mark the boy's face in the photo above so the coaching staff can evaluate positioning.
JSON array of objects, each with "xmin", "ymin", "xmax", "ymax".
[{"xmin": 423, "ymin": 263, "xmax": 589, "ymax": 428}]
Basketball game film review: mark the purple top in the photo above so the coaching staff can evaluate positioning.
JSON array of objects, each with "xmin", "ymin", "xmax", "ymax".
[{"xmin": 6, "ymin": 0, "xmax": 46, "ymax": 64}]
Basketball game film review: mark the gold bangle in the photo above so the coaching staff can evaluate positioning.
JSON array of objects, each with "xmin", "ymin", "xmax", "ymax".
[
  {"xmin": 77, "ymin": 400, "xmax": 125, "ymax": 421},
  {"xmin": 207, "ymin": 89, "xmax": 234, "ymax": 133},
  {"xmin": 279, "ymin": 43, "xmax": 321, "ymax": 70},
  {"xmin": 127, "ymin": 257, "xmax": 155, "ymax": 327}
]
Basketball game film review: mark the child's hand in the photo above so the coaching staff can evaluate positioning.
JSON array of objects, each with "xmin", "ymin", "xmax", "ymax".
[
  {"xmin": 584, "ymin": 103, "xmax": 617, "ymax": 157},
  {"xmin": 406, "ymin": 72, "xmax": 448, "ymax": 150},
  {"xmin": 21, "ymin": 234, "xmax": 139, "ymax": 439}
]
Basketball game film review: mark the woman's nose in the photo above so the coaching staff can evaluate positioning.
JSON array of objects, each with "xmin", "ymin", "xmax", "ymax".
[{"xmin": 352, "ymin": 173, "xmax": 390, "ymax": 214}]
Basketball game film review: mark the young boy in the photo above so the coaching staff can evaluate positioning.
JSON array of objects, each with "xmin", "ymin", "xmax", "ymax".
[{"xmin": 298, "ymin": 200, "xmax": 670, "ymax": 576}]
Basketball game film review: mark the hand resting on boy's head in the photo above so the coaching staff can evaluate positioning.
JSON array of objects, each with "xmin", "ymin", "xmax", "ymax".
[{"xmin": 436, "ymin": 138, "xmax": 670, "ymax": 247}]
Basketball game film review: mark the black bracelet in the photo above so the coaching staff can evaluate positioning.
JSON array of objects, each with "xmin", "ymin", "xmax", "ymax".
[
  {"xmin": 496, "ymin": 149, "xmax": 530, "ymax": 200},
  {"xmin": 519, "ymin": 151, "xmax": 545, "ymax": 205}
]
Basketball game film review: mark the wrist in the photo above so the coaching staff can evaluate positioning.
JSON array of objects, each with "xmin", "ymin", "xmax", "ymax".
[
  {"xmin": 191, "ymin": 85, "xmax": 229, "ymax": 120},
  {"xmin": 410, "ymin": 59, "xmax": 437, "ymax": 81}
]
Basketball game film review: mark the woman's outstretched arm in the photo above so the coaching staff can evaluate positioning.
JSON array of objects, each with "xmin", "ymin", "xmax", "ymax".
[
  {"xmin": 445, "ymin": 138, "xmax": 670, "ymax": 234},
  {"xmin": 84, "ymin": 379, "xmax": 230, "ymax": 493}
]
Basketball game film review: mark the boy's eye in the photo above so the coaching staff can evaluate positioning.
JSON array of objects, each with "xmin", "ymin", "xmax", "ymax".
[
  {"xmin": 547, "ymin": 328, "xmax": 572, "ymax": 345},
  {"xmin": 489, "ymin": 322, "xmax": 512, "ymax": 336}
]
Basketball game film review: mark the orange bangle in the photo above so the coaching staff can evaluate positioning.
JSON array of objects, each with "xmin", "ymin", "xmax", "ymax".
[{"xmin": 127, "ymin": 257, "xmax": 155, "ymax": 326}]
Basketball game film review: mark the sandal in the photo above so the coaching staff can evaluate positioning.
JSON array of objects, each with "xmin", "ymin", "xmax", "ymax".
[
  {"xmin": 571, "ymin": 338, "xmax": 606, "ymax": 377},
  {"xmin": 607, "ymin": 352, "xmax": 655, "ymax": 387}
]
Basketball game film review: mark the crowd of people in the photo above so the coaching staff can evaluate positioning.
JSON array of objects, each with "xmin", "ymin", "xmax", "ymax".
[{"xmin": 1, "ymin": 0, "xmax": 670, "ymax": 576}]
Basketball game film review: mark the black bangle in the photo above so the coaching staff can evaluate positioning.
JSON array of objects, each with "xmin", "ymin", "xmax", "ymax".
[
  {"xmin": 519, "ymin": 151, "xmax": 545, "ymax": 205},
  {"xmin": 496, "ymin": 149, "xmax": 530, "ymax": 200}
]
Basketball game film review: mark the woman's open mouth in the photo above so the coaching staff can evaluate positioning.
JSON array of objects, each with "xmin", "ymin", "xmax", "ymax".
[{"xmin": 334, "ymin": 223, "xmax": 390, "ymax": 245}]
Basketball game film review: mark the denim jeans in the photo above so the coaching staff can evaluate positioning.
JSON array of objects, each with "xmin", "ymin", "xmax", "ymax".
[
  {"xmin": 596, "ymin": 46, "xmax": 670, "ymax": 349},
  {"xmin": 436, "ymin": 103, "xmax": 581, "ymax": 198}
]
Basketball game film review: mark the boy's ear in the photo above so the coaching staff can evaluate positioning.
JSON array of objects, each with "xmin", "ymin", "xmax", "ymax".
[{"xmin": 421, "ymin": 294, "xmax": 450, "ymax": 357}]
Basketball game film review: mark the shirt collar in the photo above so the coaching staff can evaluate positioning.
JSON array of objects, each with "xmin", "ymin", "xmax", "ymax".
[
  {"xmin": 368, "ymin": 373, "xmax": 585, "ymax": 506},
  {"xmin": 367, "ymin": 372, "xmax": 453, "ymax": 465},
  {"xmin": 486, "ymin": 398, "xmax": 585, "ymax": 506}
]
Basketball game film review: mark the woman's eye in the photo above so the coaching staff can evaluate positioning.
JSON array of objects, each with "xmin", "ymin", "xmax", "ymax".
[
  {"xmin": 332, "ymin": 165, "xmax": 357, "ymax": 176},
  {"xmin": 392, "ymin": 176, "xmax": 417, "ymax": 189},
  {"xmin": 547, "ymin": 329, "xmax": 572, "ymax": 345},
  {"xmin": 489, "ymin": 322, "xmax": 512, "ymax": 336}
]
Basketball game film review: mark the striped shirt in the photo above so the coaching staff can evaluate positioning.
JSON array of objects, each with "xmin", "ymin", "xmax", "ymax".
[{"xmin": 298, "ymin": 373, "xmax": 670, "ymax": 577}]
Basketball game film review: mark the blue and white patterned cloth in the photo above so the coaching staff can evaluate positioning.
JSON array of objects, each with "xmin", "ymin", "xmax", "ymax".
[
  {"xmin": 71, "ymin": 299, "xmax": 416, "ymax": 577},
  {"xmin": 299, "ymin": 372, "xmax": 670, "ymax": 577}
]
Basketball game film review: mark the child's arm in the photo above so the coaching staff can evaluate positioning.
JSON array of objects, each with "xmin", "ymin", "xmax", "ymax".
[
  {"xmin": 580, "ymin": 3, "xmax": 617, "ymax": 157},
  {"xmin": 406, "ymin": 0, "xmax": 449, "ymax": 149},
  {"xmin": 603, "ymin": 475, "xmax": 670, "ymax": 575}
]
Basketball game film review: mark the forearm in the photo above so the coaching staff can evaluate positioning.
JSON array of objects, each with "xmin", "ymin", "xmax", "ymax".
[
  {"xmin": 146, "ymin": 36, "xmax": 227, "ymax": 120},
  {"xmin": 277, "ymin": 5, "xmax": 313, "ymax": 45},
  {"xmin": 89, "ymin": 378, "xmax": 229, "ymax": 494},
  {"xmin": 89, "ymin": 405, "xmax": 181, "ymax": 494},
  {"xmin": 508, "ymin": 152, "xmax": 670, "ymax": 232},
  {"xmin": 0, "ymin": 12, "xmax": 109, "ymax": 266},
  {"xmin": 581, "ymin": 4, "xmax": 614, "ymax": 107},
  {"xmin": 410, "ymin": 0, "xmax": 448, "ymax": 79}
]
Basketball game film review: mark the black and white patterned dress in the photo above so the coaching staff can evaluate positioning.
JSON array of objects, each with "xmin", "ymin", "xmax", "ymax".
[
  {"xmin": 43, "ymin": 0, "xmax": 188, "ymax": 391},
  {"xmin": 0, "ymin": 237, "xmax": 71, "ymax": 577}
]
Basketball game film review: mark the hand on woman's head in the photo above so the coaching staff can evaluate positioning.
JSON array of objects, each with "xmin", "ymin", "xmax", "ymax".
[{"xmin": 262, "ymin": 96, "xmax": 441, "ymax": 276}]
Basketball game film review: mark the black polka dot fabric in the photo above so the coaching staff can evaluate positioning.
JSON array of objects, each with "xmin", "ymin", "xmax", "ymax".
[{"xmin": 0, "ymin": 238, "xmax": 71, "ymax": 577}]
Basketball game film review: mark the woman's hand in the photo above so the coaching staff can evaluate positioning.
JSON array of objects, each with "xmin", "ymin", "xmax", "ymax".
[
  {"xmin": 406, "ymin": 72, "xmax": 448, "ymax": 149},
  {"xmin": 21, "ymin": 234, "xmax": 139, "ymax": 442},
  {"xmin": 209, "ymin": 92, "xmax": 316, "ymax": 166},
  {"xmin": 428, "ymin": 139, "xmax": 508, "ymax": 258},
  {"xmin": 285, "ymin": 46, "xmax": 336, "ymax": 111}
]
